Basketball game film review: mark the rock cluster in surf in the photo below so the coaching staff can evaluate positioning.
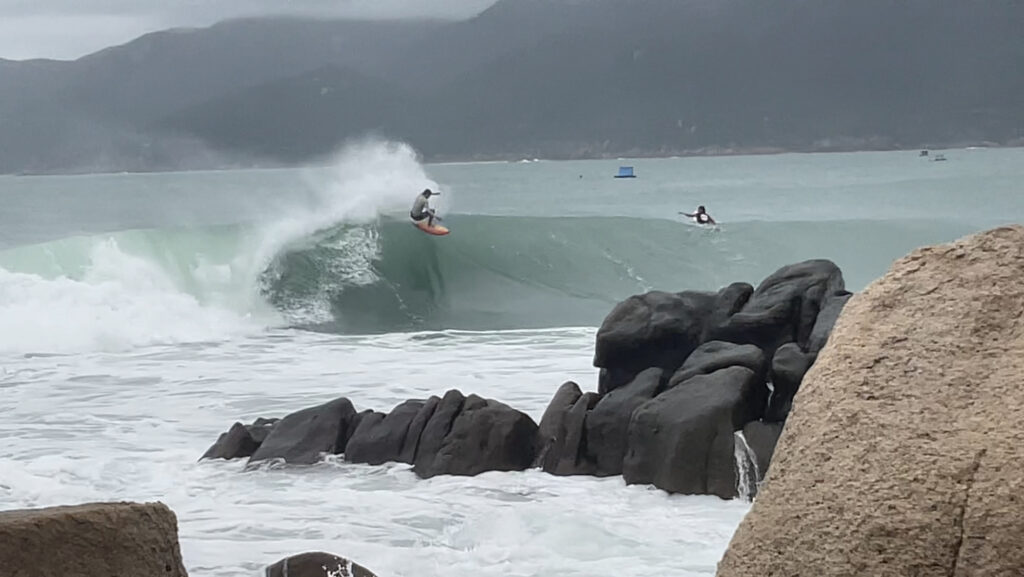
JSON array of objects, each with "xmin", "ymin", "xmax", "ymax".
[
  {"xmin": 538, "ymin": 259, "xmax": 849, "ymax": 497},
  {"xmin": 203, "ymin": 259, "xmax": 849, "ymax": 497}
]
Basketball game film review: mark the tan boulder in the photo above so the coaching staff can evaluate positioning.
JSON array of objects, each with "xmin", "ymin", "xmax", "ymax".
[
  {"xmin": 717, "ymin": 225, "xmax": 1024, "ymax": 577},
  {"xmin": 0, "ymin": 501, "xmax": 188, "ymax": 577}
]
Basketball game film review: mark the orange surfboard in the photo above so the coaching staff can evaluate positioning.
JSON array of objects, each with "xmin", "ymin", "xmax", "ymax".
[{"xmin": 413, "ymin": 220, "xmax": 450, "ymax": 236}]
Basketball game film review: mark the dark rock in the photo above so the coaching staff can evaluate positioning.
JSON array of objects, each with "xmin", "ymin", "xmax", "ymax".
[
  {"xmin": 543, "ymin": 391, "xmax": 600, "ymax": 476},
  {"xmin": 706, "ymin": 260, "xmax": 845, "ymax": 354},
  {"xmin": 265, "ymin": 551, "xmax": 377, "ymax": 577},
  {"xmin": 668, "ymin": 341, "xmax": 767, "ymax": 388},
  {"xmin": 247, "ymin": 418, "xmax": 279, "ymax": 445},
  {"xmin": 808, "ymin": 292, "xmax": 853, "ymax": 353},
  {"xmin": 585, "ymin": 367, "xmax": 662, "ymax": 476},
  {"xmin": 742, "ymin": 420, "xmax": 785, "ymax": 479},
  {"xmin": 701, "ymin": 282, "xmax": 755, "ymax": 340},
  {"xmin": 706, "ymin": 424, "xmax": 740, "ymax": 499},
  {"xmin": 594, "ymin": 290, "xmax": 719, "ymax": 393},
  {"xmin": 248, "ymin": 397, "xmax": 356, "ymax": 465},
  {"xmin": 342, "ymin": 411, "xmax": 385, "ymax": 461},
  {"xmin": 398, "ymin": 395, "xmax": 440, "ymax": 464},
  {"xmin": 622, "ymin": 366, "xmax": 761, "ymax": 497},
  {"xmin": 412, "ymin": 390, "xmax": 466, "ymax": 475},
  {"xmin": 421, "ymin": 395, "xmax": 539, "ymax": 478},
  {"xmin": 345, "ymin": 400, "xmax": 425, "ymax": 466},
  {"xmin": 345, "ymin": 410, "xmax": 376, "ymax": 443},
  {"xmin": 534, "ymin": 381, "xmax": 583, "ymax": 467},
  {"xmin": 201, "ymin": 422, "xmax": 259, "ymax": 460},
  {"xmin": 202, "ymin": 416, "xmax": 281, "ymax": 460},
  {"xmin": 766, "ymin": 343, "xmax": 817, "ymax": 422}
]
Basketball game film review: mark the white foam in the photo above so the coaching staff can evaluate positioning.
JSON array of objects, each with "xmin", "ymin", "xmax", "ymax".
[
  {"xmin": 0, "ymin": 239, "xmax": 263, "ymax": 355},
  {"xmin": 0, "ymin": 328, "xmax": 749, "ymax": 577},
  {"xmin": 250, "ymin": 139, "xmax": 440, "ymax": 275},
  {"xmin": 0, "ymin": 139, "xmax": 441, "ymax": 354},
  {"xmin": 733, "ymin": 430, "xmax": 761, "ymax": 502}
]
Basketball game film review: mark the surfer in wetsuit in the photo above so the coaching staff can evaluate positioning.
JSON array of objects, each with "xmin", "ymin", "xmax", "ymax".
[
  {"xmin": 411, "ymin": 188, "xmax": 439, "ymax": 227},
  {"xmin": 681, "ymin": 205, "xmax": 716, "ymax": 225}
]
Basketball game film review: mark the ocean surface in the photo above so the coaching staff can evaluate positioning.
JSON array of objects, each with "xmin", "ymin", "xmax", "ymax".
[{"xmin": 1, "ymin": 142, "xmax": 1021, "ymax": 576}]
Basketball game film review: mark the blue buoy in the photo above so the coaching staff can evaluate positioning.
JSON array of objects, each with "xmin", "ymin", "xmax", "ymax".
[{"xmin": 614, "ymin": 166, "xmax": 636, "ymax": 178}]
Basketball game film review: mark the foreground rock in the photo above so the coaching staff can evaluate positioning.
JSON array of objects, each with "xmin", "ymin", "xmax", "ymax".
[
  {"xmin": 717, "ymin": 226, "xmax": 1024, "ymax": 576},
  {"xmin": 266, "ymin": 551, "xmax": 377, "ymax": 577},
  {"xmin": 0, "ymin": 501, "xmax": 188, "ymax": 577}
]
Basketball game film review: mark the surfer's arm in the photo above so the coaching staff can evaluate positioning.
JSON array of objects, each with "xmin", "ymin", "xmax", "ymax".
[
  {"xmin": 706, "ymin": 216, "xmax": 717, "ymax": 224},
  {"xmin": 679, "ymin": 211, "xmax": 696, "ymax": 217}
]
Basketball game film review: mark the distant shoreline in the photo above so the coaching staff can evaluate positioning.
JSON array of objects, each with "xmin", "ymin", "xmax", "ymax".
[{"xmin": 4, "ymin": 142, "xmax": 1021, "ymax": 178}]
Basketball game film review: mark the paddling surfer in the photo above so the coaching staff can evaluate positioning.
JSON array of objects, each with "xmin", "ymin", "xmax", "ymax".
[{"xmin": 680, "ymin": 205, "xmax": 716, "ymax": 225}]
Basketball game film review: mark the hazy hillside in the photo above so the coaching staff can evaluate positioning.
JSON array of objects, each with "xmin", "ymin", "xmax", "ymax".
[
  {"xmin": 160, "ymin": 65, "xmax": 413, "ymax": 162},
  {"xmin": 0, "ymin": 18, "xmax": 443, "ymax": 173},
  {"xmin": 1, "ymin": 0, "xmax": 1022, "ymax": 173}
]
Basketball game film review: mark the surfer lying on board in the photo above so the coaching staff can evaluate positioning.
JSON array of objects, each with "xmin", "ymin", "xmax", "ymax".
[
  {"xmin": 680, "ymin": 205, "xmax": 716, "ymax": 225},
  {"xmin": 411, "ymin": 188, "xmax": 440, "ymax": 227}
]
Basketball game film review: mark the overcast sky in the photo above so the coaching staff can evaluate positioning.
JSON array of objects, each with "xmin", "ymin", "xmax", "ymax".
[{"xmin": 0, "ymin": 0, "xmax": 498, "ymax": 60}]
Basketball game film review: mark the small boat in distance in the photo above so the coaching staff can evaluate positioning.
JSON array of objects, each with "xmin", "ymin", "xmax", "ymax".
[
  {"xmin": 933, "ymin": 154, "xmax": 947, "ymax": 162},
  {"xmin": 614, "ymin": 166, "xmax": 636, "ymax": 178}
]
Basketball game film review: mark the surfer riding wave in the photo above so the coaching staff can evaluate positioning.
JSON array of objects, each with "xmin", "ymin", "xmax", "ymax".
[{"xmin": 411, "ymin": 188, "xmax": 440, "ymax": 227}]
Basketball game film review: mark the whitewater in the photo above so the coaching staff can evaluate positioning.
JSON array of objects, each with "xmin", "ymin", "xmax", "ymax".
[{"xmin": 2, "ymin": 141, "xmax": 1022, "ymax": 576}]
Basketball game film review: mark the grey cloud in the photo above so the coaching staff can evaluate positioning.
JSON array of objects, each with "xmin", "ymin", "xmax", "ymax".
[{"xmin": 0, "ymin": 0, "xmax": 497, "ymax": 59}]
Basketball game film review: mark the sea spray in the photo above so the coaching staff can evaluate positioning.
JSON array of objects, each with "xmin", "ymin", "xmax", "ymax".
[
  {"xmin": 251, "ymin": 140, "xmax": 441, "ymax": 324},
  {"xmin": 0, "ymin": 140, "xmax": 441, "ymax": 353}
]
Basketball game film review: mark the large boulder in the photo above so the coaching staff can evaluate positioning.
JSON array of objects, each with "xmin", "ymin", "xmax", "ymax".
[
  {"xmin": 420, "ymin": 394, "xmax": 539, "ymax": 478},
  {"xmin": 398, "ymin": 395, "xmax": 440, "ymax": 464},
  {"xmin": 717, "ymin": 226, "xmax": 1024, "ymax": 577},
  {"xmin": 542, "ymin": 391, "xmax": 601, "ymax": 476},
  {"xmin": 594, "ymin": 289, "xmax": 721, "ymax": 393},
  {"xmin": 622, "ymin": 366, "xmax": 763, "ymax": 498},
  {"xmin": 668, "ymin": 340, "xmax": 767, "ymax": 389},
  {"xmin": 0, "ymin": 502, "xmax": 188, "ymax": 577},
  {"xmin": 345, "ymin": 400, "xmax": 425, "ymax": 466},
  {"xmin": 249, "ymin": 397, "xmax": 357, "ymax": 465},
  {"xmin": 412, "ymin": 390, "xmax": 466, "ymax": 475},
  {"xmin": 201, "ymin": 418, "xmax": 279, "ymax": 460},
  {"xmin": 706, "ymin": 259, "xmax": 845, "ymax": 354},
  {"xmin": 764, "ymin": 342, "xmax": 817, "ymax": 422},
  {"xmin": 807, "ymin": 292, "xmax": 852, "ymax": 353},
  {"xmin": 266, "ymin": 551, "xmax": 377, "ymax": 577},
  {"xmin": 584, "ymin": 367, "xmax": 662, "ymax": 476},
  {"xmin": 202, "ymin": 422, "xmax": 260, "ymax": 460},
  {"xmin": 534, "ymin": 381, "xmax": 583, "ymax": 467}
]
